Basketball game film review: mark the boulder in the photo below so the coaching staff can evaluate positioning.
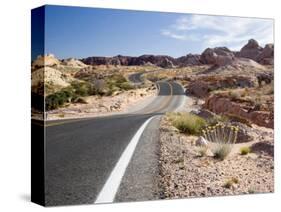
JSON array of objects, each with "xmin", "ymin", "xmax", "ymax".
[
  {"xmin": 204, "ymin": 94, "xmax": 273, "ymax": 128},
  {"xmin": 195, "ymin": 136, "xmax": 208, "ymax": 146},
  {"xmin": 230, "ymin": 122, "xmax": 256, "ymax": 143},
  {"xmin": 193, "ymin": 109, "xmax": 217, "ymax": 120}
]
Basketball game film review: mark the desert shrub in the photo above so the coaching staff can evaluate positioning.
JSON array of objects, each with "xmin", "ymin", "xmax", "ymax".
[
  {"xmin": 45, "ymin": 82, "xmax": 93, "ymax": 110},
  {"xmin": 118, "ymin": 82, "xmax": 134, "ymax": 90},
  {"xmin": 170, "ymin": 113, "xmax": 207, "ymax": 135},
  {"xmin": 106, "ymin": 74, "xmax": 134, "ymax": 93},
  {"xmin": 248, "ymin": 188, "xmax": 255, "ymax": 194},
  {"xmin": 240, "ymin": 146, "xmax": 251, "ymax": 155},
  {"xmin": 45, "ymin": 89, "xmax": 74, "ymax": 110},
  {"xmin": 202, "ymin": 124, "xmax": 239, "ymax": 160},
  {"xmin": 58, "ymin": 113, "xmax": 65, "ymax": 118},
  {"xmin": 213, "ymin": 144, "xmax": 232, "ymax": 160},
  {"xmin": 71, "ymin": 81, "xmax": 94, "ymax": 96},
  {"xmin": 223, "ymin": 177, "xmax": 239, "ymax": 189}
]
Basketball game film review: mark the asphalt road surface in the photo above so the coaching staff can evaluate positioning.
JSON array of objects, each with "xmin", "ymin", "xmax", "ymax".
[
  {"xmin": 128, "ymin": 72, "xmax": 144, "ymax": 84},
  {"xmin": 32, "ymin": 80, "xmax": 185, "ymax": 206}
]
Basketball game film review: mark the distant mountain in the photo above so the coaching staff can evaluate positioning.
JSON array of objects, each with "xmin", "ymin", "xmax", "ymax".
[
  {"xmin": 81, "ymin": 54, "xmax": 201, "ymax": 68},
  {"xmin": 81, "ymin": 39, "xmax": 273, "ymax": 68},
  {"xmin": 32, "ymin": 39, "xmax": 273, "ymax": 69}
]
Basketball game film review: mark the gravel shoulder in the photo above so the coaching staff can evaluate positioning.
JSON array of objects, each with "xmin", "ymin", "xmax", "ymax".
[
  {"xmin": 115, "ymin": 116, "xmax": 162, "ymax": 202},
  {"xmin": 158, "ymin": 114, "xmax": 274, "ymax": 199}
]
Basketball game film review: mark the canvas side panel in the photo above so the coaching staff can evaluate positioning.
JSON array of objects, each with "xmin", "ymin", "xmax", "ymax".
[{"xmin": 31, "ymin": 5, "xmax": 46, "ymax": 206}]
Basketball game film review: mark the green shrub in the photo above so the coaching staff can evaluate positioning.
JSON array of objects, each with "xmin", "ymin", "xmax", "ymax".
[
  {"xmin": 45, "ymin": 89, "xmax": 73, "ymax": 110},
  {"xmin": 106, "ymin": 74, "xmax": 133, "ymax": 93},
  {"xmin": 71, "ymin": 81, "xmax": 94, "ymax": 96},
  {"xmin": 240, "ymin": 146, "xmax": 251, "ymax": 155},
  {"xmin": 119, "ymin": 82, "xmax": 134, "ymax": 90},
  {"xmin": 170, "ymin": 113, "xmax": 207, "ymax": 135}
]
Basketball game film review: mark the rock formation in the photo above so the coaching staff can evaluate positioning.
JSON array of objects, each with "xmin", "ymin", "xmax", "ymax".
[
  {"xmin": 257, "ymin": 44, "xmax": 274, "ymax": 65},
  {"xmin": 82, "ymin": 54, "xmax": 202, "ymax": 68},
  {"xmin": 200, "ymin": 47, "xmax": 235, "ymax": 66},
  {"xmin": 237, "ymin": 39, "xmax": 274, "ymax": 65}
]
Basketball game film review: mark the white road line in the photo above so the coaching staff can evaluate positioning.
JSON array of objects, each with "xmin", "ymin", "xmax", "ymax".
[{"xmin": 94, "ymin": 116, "xmax": 155, "ymax": 204}]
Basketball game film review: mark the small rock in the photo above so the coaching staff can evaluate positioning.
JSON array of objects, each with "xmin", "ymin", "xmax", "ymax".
[{"xmin": 195, "ymin": 136, "xmax": 208, "ymax": 146}]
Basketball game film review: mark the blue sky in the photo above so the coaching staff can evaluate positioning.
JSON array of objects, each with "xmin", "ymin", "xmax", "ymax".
[{"xmin": 42, "ymin": 5, "xmax": 273, "ymax": 59}]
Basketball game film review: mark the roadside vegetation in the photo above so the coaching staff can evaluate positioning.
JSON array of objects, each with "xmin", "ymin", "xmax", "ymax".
[
  {"xmin": 45, "ymin": 74, "xmax": 134, "ymax": 110},
  {"xmin": 168, "ymin": 112, "xmax": 206, "ymax": 135}
]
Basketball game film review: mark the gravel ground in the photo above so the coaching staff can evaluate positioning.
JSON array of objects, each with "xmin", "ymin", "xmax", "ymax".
[{"xmin": 159, "ymin": 116, "xmax": 274, "ymax": 199}]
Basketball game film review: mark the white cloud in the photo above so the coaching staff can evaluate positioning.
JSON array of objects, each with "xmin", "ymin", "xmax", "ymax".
[{"xmin": 162, "ymin": 14, "xmax": 273, "ymax": 50}]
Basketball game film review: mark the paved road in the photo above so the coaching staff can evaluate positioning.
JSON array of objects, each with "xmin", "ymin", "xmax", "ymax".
[
  {"xmin": 128, "ymin": 72, "xmax": 144, "ymax": 84},
  {"xmin": 32, "ymin": 80, "xmax": 184, "ymax": 206}
]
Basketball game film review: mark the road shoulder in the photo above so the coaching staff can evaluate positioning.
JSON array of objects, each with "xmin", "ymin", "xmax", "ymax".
[{"xmin": 114, "ymin": 116, "xmax": 162, "ymax": 202}]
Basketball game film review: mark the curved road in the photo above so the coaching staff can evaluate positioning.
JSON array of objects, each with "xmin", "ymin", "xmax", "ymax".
[
  {"xmin": 128, "ymin": 72, "xmax": 144, "ymax": 84},
  {"xmin": 33, "ymin": 78, "xmax": 185, "ymax": 206}
]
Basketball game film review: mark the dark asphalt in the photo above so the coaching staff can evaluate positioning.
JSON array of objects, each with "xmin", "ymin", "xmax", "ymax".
[
  {"xmin": 34, "ymin": 80, "xmax": 185, "ymax": 206},
  {"xmin": 128, "ymin": 72, "xmax": 144, "ymax": 84}
]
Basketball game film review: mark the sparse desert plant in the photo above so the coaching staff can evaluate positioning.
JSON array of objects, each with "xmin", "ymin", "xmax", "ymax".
[
  {"xmin": 58, "ymin": 113, "xmax": 65, "ymax": 118},
  {"xmin": 213, "ymin": 144, "xmax": 232, "ymax": 160},
  {"xmin": 170, "ymin": 113, "xmax": 207, "ymax": 135},
  {"xmin": 223, "ymin": 177, "xmax": 239, "ymax": 189},
  {"xmin": 202, "ymin": 124, "xmax": 239, "ymax": 160},
  {"xmin": 240, "ymin": 146, "xmax": 251, "ymax": 155},
  {"xmin": 248, "ymin": 188, "xmax": 255, "ymax": 194}
]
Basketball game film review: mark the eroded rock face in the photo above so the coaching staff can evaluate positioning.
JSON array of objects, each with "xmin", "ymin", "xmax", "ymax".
[
  {"xmin": 177, "ymin": 54, "xmax": 201, "ymax": 66},
  {"xmin": 204, "ymin": 95, "xmax": 273, "ymax": 128},
  {"xmin": 257, "ymin": 44, "xmax": 274, "ymax": 65},
  {"xmin": 82, "ymin": 54, "xmax": 203, "ymax": 67},
  {"xmin": 159, "ymin": 57, "xmax": 174, "ymax": 68},
  {"xmin": 187, "ymin": 75, "xmax": 258, "ymax": 98},
  {"xmin": 235, "ymin": 40, "xmax": 274, "ymax": 65},
  {"xmin": 200, "ymin": 47, "xmax": 235, "ymax": 66},
  {"xmin": 238, "ymin": 39, "xmax": 263, "ymax": 61}
]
